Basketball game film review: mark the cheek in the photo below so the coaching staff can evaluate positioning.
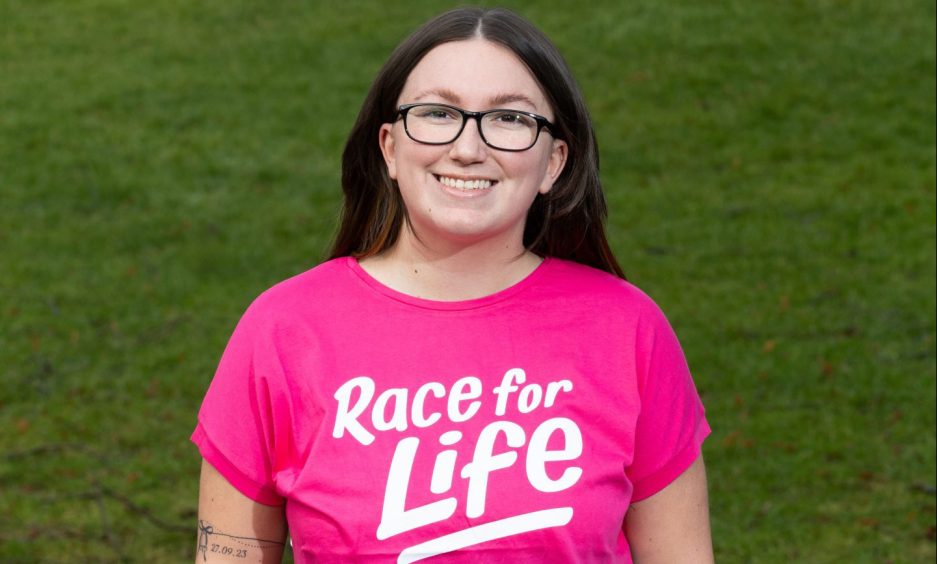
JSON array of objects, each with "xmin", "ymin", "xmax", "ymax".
[
  {"xmin": 395, "ymin": 145, "xmax": 440, "ymax": 178},
  {"xmin": 393, "ymin": 149, "xmax": 444, "ymax": 204},
  {"xmin": 508, "ymin": 152, "xmax": 553, "ymax": 193}
]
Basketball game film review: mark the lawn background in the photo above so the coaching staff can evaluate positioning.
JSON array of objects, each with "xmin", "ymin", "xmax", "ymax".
[{"xmin": 1, "ymin": 0, "xmax": 934, "ymax": 562}]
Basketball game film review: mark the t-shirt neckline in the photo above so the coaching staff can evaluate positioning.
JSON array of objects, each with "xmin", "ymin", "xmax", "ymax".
[{"xmin": 344, "ymin": 255, "xmax": 553, "ymax": 311}]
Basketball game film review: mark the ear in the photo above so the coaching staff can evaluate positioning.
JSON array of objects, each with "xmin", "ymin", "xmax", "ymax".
[
  {"xmin": 379, "ymin": 123, "xmax": 398, "ymax": 180},
  {"xmin": 539, "ymin": 139, "xmax": 568, "ymax": 195}
]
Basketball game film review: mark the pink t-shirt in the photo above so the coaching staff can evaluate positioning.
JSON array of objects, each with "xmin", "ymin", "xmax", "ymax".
[{"xmin": 192, "ymin": 257, "xmax": 709, "ymax": 563}]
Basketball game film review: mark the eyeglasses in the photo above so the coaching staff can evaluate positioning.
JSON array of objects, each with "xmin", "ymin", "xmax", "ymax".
[{"xmin": 396, "ymin": 103, "xmax": 557, "ymax": 152}]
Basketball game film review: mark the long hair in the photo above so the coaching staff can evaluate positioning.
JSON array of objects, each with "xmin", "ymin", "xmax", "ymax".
[{"xmin": 328, "ymin": 7, "xmax": 625, "ymax": 279}]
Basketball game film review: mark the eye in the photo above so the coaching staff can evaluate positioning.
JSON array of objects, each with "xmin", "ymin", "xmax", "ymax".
[
  {"xmin": 413, "ymin": 105, "xmax": 460, "ymax": 122},
  {"xmin": 487, "ymin": 111, "xmax": 536, "ymax": 129}
]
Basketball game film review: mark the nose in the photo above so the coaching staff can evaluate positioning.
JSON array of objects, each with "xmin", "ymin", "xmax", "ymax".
[{"xmin": 448, "ymin": 116, "xmax": 487, "ymax": 163}]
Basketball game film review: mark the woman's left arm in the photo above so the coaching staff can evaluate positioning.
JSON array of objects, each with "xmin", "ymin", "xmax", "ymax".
[{"xmin": 624, "ymin": 456, "xmax": 714, "ymax": 564}]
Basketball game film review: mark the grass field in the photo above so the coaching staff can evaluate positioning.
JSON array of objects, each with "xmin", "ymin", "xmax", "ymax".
[{"xmin": 1, "ymin": 0, "xmax": 934, "ymax": 562}]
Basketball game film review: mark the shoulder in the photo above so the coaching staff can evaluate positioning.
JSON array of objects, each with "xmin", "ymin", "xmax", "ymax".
[
  {"xmin": 540, "ymin": 258, "xmax": 665, "ymax": 318},
  {"xmin": 238, "ymin": 257, "xmax": 357, "ymax": 327}
]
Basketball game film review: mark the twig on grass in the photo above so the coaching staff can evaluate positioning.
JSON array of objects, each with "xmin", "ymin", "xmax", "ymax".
[
  {"xmin": 8, "ymin": 443, "xmax": 190, "ymax": 538},
  {"xmin": 912, "ymin": 483, "xmax": 937, "ymax": 495},
  {"xmin": 3, "ymin": 442, "xmax": 106, "ymax": 461},
  {"xmin": 37, "ymin": 484, "xmax": 191, "ymax": 535},
  {"xmin": 97, "ymin": 484, "xmax": 191, "ymax": 534},
  {"xmin": 93, "ymin": 484, "xmax": 125, "ymax": 560}
]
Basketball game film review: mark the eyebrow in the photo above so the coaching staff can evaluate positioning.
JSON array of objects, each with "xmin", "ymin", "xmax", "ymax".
[
  {"xmin": 488, "ymin": 92, "xmax": 538, "ymax": 109},
  {"xmin": 412, "ymin": 88, "xmax": 539, "ymax": 111}
]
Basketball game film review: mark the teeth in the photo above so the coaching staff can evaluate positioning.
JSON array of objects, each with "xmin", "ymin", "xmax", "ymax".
[{"xmin": 438, "ymin": 176, "xmax": 492, "ymax": 190}]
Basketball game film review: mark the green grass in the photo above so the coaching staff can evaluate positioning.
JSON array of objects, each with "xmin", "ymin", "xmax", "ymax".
[{"xmin": 1, "ymin": 0, "xmax": 934, "ymax": 561}]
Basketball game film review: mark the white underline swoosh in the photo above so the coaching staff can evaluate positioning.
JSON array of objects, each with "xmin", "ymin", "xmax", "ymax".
[{"xmin": 396, "ymin": 507, "xmax": 573, "ymax": 564}]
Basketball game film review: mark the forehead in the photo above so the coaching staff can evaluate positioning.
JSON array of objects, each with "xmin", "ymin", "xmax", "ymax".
[{"xmin": 399, "ymin": 38, "xmax": 551, "ymax": 114}]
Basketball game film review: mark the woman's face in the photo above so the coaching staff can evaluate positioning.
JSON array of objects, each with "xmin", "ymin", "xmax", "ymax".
[{"xmin": 379, "ymin": 39, "xmax": 567, "ymax": 250}]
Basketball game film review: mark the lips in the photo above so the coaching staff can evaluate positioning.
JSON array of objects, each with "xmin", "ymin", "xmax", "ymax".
[{"xmin": 435, "ymin": 174, "xmax": 496, "ymax": 191}]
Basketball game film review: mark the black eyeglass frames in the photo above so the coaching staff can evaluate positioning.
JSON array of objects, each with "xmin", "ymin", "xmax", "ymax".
[{"xmin": 396, "ymin": 103, "xmax": 557, "ymax": 152}]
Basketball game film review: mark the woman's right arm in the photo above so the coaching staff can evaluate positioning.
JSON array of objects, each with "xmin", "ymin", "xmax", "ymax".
[{"xmin": 195, "ymin": 459, "xmax": 288, "ymax": 563}]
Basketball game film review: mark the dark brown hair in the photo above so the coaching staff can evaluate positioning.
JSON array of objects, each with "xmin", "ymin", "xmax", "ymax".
[{"xmin": 328, "ymin": 7, "xmax": 625, "ymax": 278}]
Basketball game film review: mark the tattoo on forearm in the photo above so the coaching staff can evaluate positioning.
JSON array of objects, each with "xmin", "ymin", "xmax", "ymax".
[{"xmin": 197, "ymin": 520, "xmax": 285, "ymax": 561}]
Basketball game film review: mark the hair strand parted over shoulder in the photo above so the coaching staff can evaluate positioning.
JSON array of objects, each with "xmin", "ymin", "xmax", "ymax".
[{"xmin": 329, "ymin": 7, "xmax": 625, "ymax": 279}]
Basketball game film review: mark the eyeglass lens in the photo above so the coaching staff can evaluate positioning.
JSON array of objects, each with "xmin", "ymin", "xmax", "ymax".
[{"xmin": 404, "ymin": 105, "xmax": 541, "ymax": 151}]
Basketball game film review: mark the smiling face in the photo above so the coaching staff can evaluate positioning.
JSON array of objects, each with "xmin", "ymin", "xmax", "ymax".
[{"xmin": 379, "ymin": 38, "xmax": 568, "ymax": 251}]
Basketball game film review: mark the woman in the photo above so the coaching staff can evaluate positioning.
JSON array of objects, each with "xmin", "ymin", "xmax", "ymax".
[{"xmin": 193, "ymin": 7, "xmax": 713, "ymax": 563}]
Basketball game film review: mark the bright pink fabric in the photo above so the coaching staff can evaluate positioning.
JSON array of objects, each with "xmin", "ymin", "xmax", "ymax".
[{"xmin": 192, "ymin": 257, "xmax": 709, "ymax": 563}]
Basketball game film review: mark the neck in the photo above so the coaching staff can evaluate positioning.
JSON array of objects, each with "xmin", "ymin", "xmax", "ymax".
[{"xmin": 358, "ymin": 227, "xmax": 543, "ymax": 301}]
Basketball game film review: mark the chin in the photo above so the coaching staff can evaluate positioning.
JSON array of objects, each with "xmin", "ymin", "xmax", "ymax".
[{"xmin": 433, "ymin": 221, "xmax": 517, "ymax": 247}]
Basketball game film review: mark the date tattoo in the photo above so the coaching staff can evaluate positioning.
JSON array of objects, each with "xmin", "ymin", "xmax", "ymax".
[{"xmin": 197, "ymin": 520, "xmax": 285, "ymax": 561}]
